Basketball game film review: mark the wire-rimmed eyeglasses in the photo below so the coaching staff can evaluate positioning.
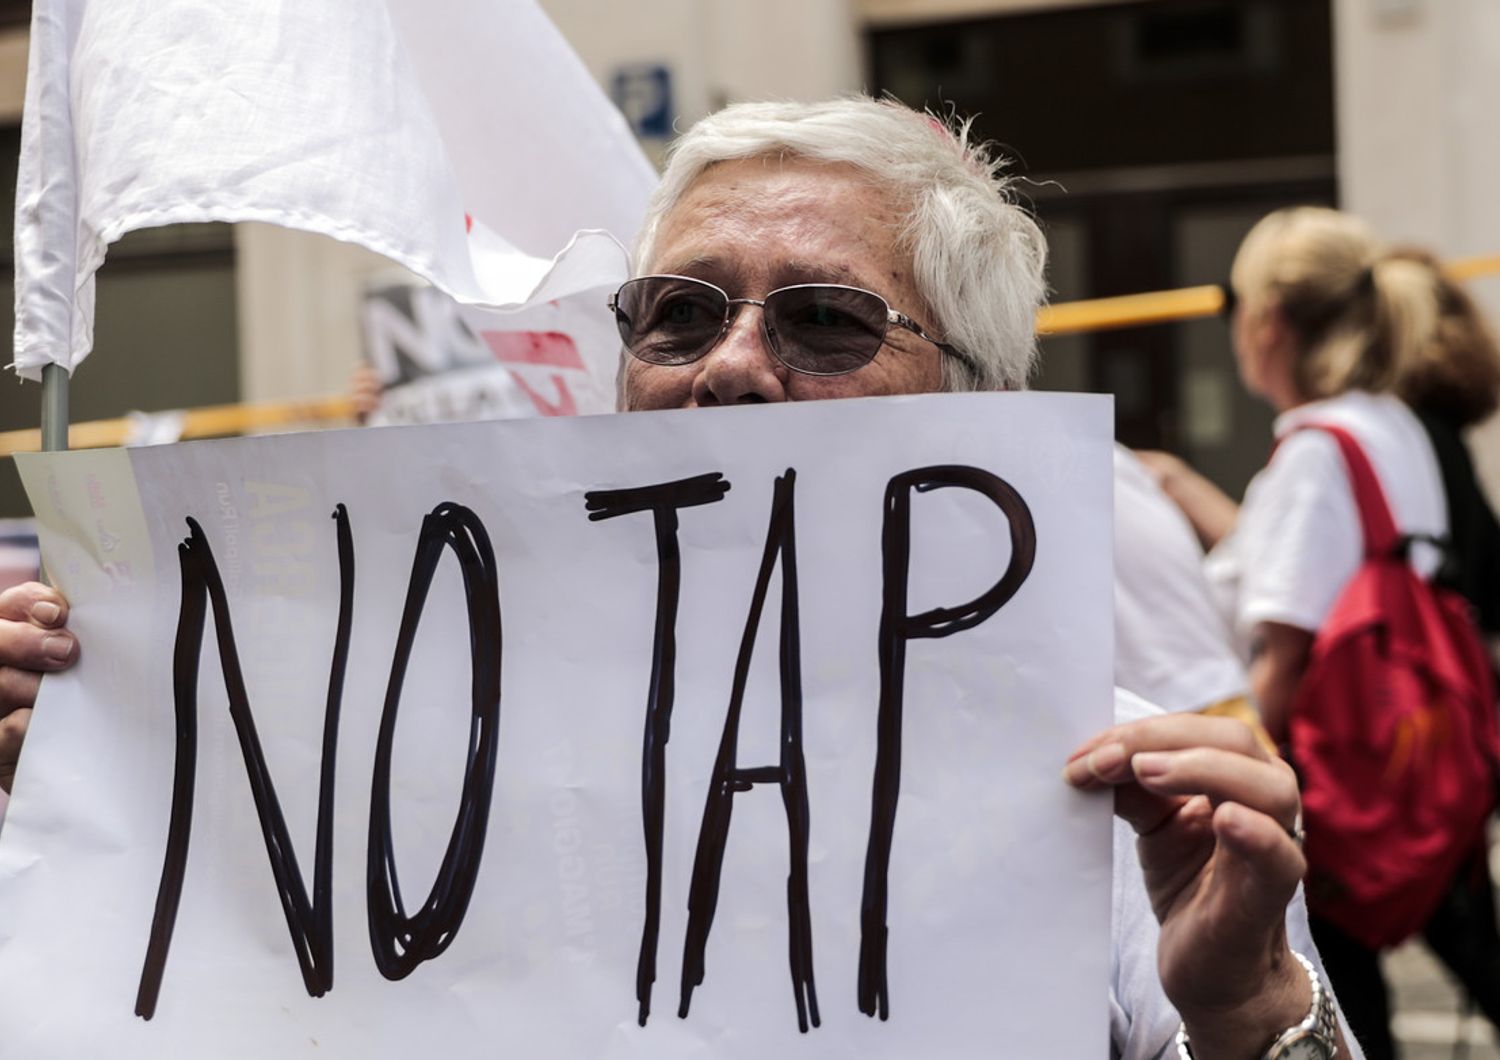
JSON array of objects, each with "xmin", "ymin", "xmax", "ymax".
[{"xmin": 608, "ymin": 274, "xmax": 979, "ymax": 377}]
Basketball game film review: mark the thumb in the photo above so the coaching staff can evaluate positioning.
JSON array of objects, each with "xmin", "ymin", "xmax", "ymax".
[{"xmin": 1210, "ymin": 801, "xmax": 1307, "ymax": 940}]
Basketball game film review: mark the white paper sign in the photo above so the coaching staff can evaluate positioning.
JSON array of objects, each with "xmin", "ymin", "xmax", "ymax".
[{"xmin": 1, "ymin": 393, "xmax": 1114, "ymax": 1058}]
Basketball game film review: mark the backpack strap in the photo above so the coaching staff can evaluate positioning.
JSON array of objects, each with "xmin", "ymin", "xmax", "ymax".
[{"xmin": 1292, "ymin": 424, "xmax": 1401, "ymax": 558}]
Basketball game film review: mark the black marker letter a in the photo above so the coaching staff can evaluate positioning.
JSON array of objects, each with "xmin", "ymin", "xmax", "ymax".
[{"xmin": 678, "ymin": 469, "xmax": 819, "ymax": 1033}]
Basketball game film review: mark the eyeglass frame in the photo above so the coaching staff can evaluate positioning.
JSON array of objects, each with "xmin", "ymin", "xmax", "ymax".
[{"xmin": 607, "ymin": 273, "xmax": 982, "ymax": 378}]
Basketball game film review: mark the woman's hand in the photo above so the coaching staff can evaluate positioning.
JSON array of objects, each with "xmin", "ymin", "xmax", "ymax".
[
  {"xmin": 0, "ymin": 582, "xmax": 77, "ymax": 792},
  {"xmin": 349, "ymin": 362, "xmax": 385, "ymax": 424},
  {"xmin": 1066, "ymin": 713, "xmax": 1347, "ymax": 1058}
]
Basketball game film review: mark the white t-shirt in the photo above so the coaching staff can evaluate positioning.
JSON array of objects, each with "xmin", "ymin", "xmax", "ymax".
[
  {"xmin": 1113, "ymin": 447, "xmax": 1248, "ymax": 712},
  {"xmin": 1205, "ymin": 390, "xmax": 1447, "ymax": 658},
  {"xmin": 1109, "ymin": 689, "xmax": 1361, "ymax": 1060}
]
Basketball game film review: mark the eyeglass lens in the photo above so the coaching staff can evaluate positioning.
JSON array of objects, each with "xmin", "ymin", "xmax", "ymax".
[{"xmin": 613, "ymin": 276, "xmax": 890, "ymax": 375}]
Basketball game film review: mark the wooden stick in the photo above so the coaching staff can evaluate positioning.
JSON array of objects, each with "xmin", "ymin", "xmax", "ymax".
[
  {"xmin": 1036, "ymin": 283, "xmax": 1227, "ymax": 336},
  {"xmin": 1038, "ymin": 253, "xmax": 1500, "ymax": 335},
  {"xmin": 0, "ymin": 395, "xmax": 357, "ymax": 458},
  {"xmin": 1446, "ymin": 254, "xmax": 1500, "ymax": 283}
]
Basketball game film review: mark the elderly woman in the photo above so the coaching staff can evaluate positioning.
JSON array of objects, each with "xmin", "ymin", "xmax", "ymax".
[{"xmin": 0, "ymin": 98, "xmax": 1350, "ymax": 1058}]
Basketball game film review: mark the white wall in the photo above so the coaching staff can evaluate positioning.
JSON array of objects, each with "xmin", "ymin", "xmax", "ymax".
[{"xmin": 1334, "ymin": 0, "xmax": 1500, "ymax": 495}]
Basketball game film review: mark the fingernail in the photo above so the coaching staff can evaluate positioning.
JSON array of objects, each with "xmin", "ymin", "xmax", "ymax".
[
  {"xmin": 43, "ymin": 634, "xmax": 73, "ymax": 662},
  {"xmin": 1132, "ymin": 751, "xmax": 1171, "ymax": 779},
  {"xmin": 1087, "ymin": 742, "xmax": 1127, "ymax": 780},
  {"xmin": 31, "ymin": 601, "xmax": 60, "ymax": 625}
]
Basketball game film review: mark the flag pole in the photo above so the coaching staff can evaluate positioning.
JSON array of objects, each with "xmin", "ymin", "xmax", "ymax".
[
  {"xmin": 40, "ymin": 363, "xmax": 68, "ymax": 452},
  {"xmin": 38, "ymin": 363, "xmax": 68, "ymax": 584}
]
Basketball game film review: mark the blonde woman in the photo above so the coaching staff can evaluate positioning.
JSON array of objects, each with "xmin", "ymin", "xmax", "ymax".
[{"xmin": 1146, "ymin": 207, "xmax": 1500, "ymax": 1059}]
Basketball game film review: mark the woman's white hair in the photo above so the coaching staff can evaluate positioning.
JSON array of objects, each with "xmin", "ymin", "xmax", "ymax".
[{"xmin": 635, "ymin": 97, "xmax": 1048, "ymax": 391}]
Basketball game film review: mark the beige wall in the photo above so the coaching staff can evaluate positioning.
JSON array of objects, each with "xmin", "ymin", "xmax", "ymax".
[
  {"xmin": 703, "ymin": 0, "xmax": 861, "ymax": 106},
  {"xmin": 1336, "ymin": 0, "xmax": 1500, "ymax": 276},
  {"xmin": 0, "ymin": 28, "xmax": 25, "ymax": 123},
  {"xmin": 542, "ymin": 0, "xmax": 859, "ymax": 117},
  {"xmin": 1334, "ymin": 0, "xmax": 1500, "ymax": 496},
  {"xmin": 233, "ymin": 224, "xmax": 394, "ymax": 404}
]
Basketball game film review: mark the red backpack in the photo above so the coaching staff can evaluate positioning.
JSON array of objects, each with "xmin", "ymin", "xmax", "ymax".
[{"xmin": 1289, "ymin": 424, "xmax": 1500, "ymax": 950}]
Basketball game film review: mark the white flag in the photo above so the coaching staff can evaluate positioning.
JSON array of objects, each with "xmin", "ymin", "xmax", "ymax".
[{"xmin": 12, "ymin": 0, "xmax": 658, "ymax": 380}]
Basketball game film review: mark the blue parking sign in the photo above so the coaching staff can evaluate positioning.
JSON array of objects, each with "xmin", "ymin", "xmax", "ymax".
[{"xmin": 611, "ymin": 64, "xmax": 674, "ymax": 139}]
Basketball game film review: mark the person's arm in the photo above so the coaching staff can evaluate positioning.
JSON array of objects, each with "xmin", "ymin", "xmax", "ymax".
[
  {"xmin": 1249, "ymin": 621, "xmax": 1314, "ymax": 744},
  {"xmin": 349, "ymin": 362, "xmax": 384, "ymax": 425},
  {"xmin": 1067, "ymin": 713, "xmax": 1352, "ymax": 1059},
  {"xmin": 0, "ymin": 581, "xmax": 77, "ymax": 793},
  {"xmin": 1135, "ymin": 450, "xmax": 1241, "ymax": 551}
]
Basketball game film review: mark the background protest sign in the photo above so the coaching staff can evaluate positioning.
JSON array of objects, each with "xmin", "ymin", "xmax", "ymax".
[
  {"xmin": 0, "ymin": 393, "xmax": 1113, "ymax": 1057},
  {"xmin": 361, "ymin": 282, "xmax": 623, "ymax": 425}
]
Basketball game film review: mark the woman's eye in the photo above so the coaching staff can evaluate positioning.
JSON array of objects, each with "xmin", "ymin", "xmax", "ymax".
[
  {"xmin": 793, "ymin": 303, "xmax": 867, "ymax": 331},
  {"xmin": 663, "ymin": 298, "xmax": 711, "ymax": 325}
]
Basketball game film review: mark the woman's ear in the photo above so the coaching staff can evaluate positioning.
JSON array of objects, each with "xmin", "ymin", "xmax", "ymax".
[
  {"xmin": 1259, "ymin": 300, "xmax": 1298, "ymax": 364},
  {"xmin": 1252, "ymin": 299, "xmax": 1305, "ymax": 408},
  {"xmin": 1256, "ymin": 298, "xmax": 1293, "ymax": 351}
]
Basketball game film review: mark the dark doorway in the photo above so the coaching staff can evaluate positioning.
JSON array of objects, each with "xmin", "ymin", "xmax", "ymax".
[{"xmin": 870, "ymin": 0, "xmax": 1337, "ymax": 497}]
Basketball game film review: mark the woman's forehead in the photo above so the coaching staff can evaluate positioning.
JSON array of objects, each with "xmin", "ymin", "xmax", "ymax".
[{"xmin": 647, "ymin": 158, "xmax": 911, "ymax": 295}]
